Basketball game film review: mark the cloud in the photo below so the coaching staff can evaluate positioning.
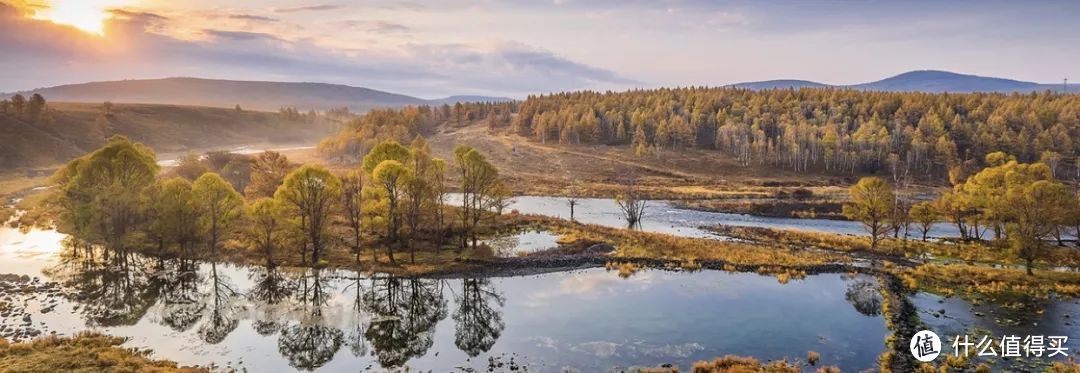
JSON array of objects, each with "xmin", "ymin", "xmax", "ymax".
[
  {"xmin": 107, "ymin": 9, "xmax": 169, "ymax": 21},
  {"xmin": 337, "ymin": 20, "xmax": 410, "ymax": 34},
  {"xmin": 274, "ymin": 4, "xmax": 344, "ymax": 13},
  {"xmin": 492, "ymin": 41, "xmax": 637, "ymax": 85},
  {"xmin": 384, "ymin": 1, "xmax": 425, "ymax": 11},
  {"xmin": 0, "ymin": 8, "xmax": 636, "ymax": 98},
  {"xmin": 226, "ymin": 14, "xmax": 280, "ymax": 22},
  {"xmin": 203, "ymin": 29, "xmax": 285, "ymax": 42},
  {"xmin": 368, "ymin": 20, "xmax": 408, "ymax": 33}
]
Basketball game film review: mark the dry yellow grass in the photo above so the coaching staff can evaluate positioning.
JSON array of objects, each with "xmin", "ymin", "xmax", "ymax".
[
  {"xmin": 690, "ymin": 355, "xmax": 800, "ymax": 372},
  {"xmin": 707, "ymin": 225, "xmax": 1075, "ymax": 266},
  {"xmin": 0, "ymin": 332, "xmax": 205, "ymax": 372},
  {"xmin": 0, "ymin": 174, "xmax": 46, "ymax": 197},
  {"xmin": 901, "ymin": 263, "xmax": 1080, "ymax": 299},
  {"xmin": 537, "ymin": 216, "xmax": 849, "ymax": 267}
]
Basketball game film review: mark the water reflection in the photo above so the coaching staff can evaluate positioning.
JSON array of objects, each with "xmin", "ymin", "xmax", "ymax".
[
  {"xmin": 158, "ymin": 260, "xmax": 204, "ymax": 332},
  {"xmin": 277, "ymin": 269, "xmax": 344, "ymax": 370},
  {"xmin": 248, "ymin": 267, "xmax": 294, "ymax": 335},
  {"xmin": 453, "ymin": 278, "xmax": 505, "ymax": 356},
  {"xmin": 49, "ymin": 251, "xmax": 161, "ymax": 327},
  {"xmin": 198, "ymin": 262, "xmax": 239, "ymax": 344},
  {"xmin": 362, "ymin": 277, "xmax": 447, "ymax": 367},
  {"xmin": 845, "ymin": 279, "xmax": 883, "ymax": 317},
  {"xmin": 26, "ymin": 247, "xmax": 892, "ymax": 371},
  {"xmin": 344, "ymin": 276, "xmax": 369, "ymax": 358}
]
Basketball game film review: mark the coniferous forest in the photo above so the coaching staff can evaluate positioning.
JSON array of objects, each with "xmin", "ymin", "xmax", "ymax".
[{"xmin": 318, "ymin": 88, "xmax": 1080, "ymax": 184}]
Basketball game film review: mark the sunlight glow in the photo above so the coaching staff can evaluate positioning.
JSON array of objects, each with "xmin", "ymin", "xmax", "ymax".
[{"xmin": 31, "ymin": 0, "xmax": 133, "ymax": 35}]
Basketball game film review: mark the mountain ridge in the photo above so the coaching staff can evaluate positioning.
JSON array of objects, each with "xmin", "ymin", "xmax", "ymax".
[
  {"xmin": 731, "ymin": 70, "xmax": 1069, "ymax": 93},
  {"xmin": 6, "ymin": 77, "xmax": 513, "ymax": 113}
]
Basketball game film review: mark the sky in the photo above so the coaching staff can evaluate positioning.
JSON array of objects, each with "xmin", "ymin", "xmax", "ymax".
[{"xmin": 1, "ymin": 0, "xmax": 1078, "ymax": 98}]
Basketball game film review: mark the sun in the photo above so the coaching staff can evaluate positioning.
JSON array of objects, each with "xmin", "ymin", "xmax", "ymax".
[{"xmin": 31, "ymin": 0, "xmax": 133, "ymax": 36}]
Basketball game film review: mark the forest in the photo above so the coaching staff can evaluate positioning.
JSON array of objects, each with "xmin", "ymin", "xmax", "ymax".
[
  {"xmin": 511, "ymin": 88, "xmax": 1080, "ymax": 180},
  {"xmin": 317, "ymin": 102, "xmax": 516, "ymax": 163},
  {"xmin": 315, "ymin": 88, "xmax": 1080, "ymax": 185}
]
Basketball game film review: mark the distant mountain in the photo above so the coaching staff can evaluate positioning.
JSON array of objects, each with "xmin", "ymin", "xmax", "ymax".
[
  {"xmin": 428, "ymin": 95, "xmax": 515, "ymax": 105},
  {"xmin": 8, "ymin": 77, "xmax": 512, "ymax": 112},
  {"xmin": 731, "ymin": 70, "xmax": 1068, "ymax": 93},
  {"xmin": 730, "ymin": 79, "xmax": 828, "ymax": 90}
]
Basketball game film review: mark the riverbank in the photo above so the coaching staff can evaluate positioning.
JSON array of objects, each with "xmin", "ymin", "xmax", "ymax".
[
  {"xmin": 703, "ymin": 224, "xmax": 1080, "ymax": 303},
  {"xmin": 671, "ymin": 198, "xmax": 846, "ymax": 220},
  {"xmin": 706, "ymin": 224, "xmax": 1080, "ymax": 268}
]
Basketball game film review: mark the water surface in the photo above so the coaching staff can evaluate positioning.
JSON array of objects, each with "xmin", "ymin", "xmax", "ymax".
[
  {"xmin": 496, "ymin": 195, "xmax": 963, "ymax": 239},
  {"xmin": 912, "ymin": 292, "xmax": 1080, "ymax": 370},
  {"xmin": 0, "ymin": 224, "xmax": 889, "ymax": 371}
]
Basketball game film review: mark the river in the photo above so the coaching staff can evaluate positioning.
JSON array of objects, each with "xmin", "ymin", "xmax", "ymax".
[{"xmin": 472, "ymin": 195, "xmax": 964, "ymax": 239}]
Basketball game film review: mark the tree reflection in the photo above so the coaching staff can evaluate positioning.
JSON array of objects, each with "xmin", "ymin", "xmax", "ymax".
[
  {"xmin": 278, "ymin": 323, "xmax": 345, "ymax": 370},
  {"xmin": 50, "ymin": 249, "xmax": 162, "ymax": 327},
  {"xmin": 247, "ymin": 266, "xmax": 295, "ymax": 335},
  {"xmin": 277, "ymin": 269, "xmax": 344, "ymax": 371},
  {"xmin": 197, "ymin": 262, "xmax": 239, "ymax": 344},
  {"xmin": 453, "ymin": 278, "xmax": 505, "ymax": 357},
  {"xmin": 845, "ymin": 280, "xmax": 883, "ymax": 316},
  {"xmin": 362, "ymin": 276, "xmax": 447, "ymax": 368},
  {"xmin": 158, "ymin": 259, "xmax": 205, "ymax": 331},
  {"xmin": 345, "ymin": 275, "xmax": 368, "ymax": 358}
]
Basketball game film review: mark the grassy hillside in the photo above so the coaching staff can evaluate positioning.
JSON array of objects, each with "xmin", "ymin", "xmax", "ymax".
[
  {"xmin": 424, "ymin": 122, "xmax": 860, "ymax": 197},
  {"xmin": 0, "ymin": 102, "xmax": 333, "ymax": 170},
  {"xmin": 303, "ymin": 118, "xmax": 863, "ymax": 202}
]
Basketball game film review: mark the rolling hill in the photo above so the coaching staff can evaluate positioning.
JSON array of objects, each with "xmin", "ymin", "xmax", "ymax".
[
  {"xmin": 7, "ymin": 78, "xmax": 512, "ymax": 113},
  {"xmin": 732, "ymin": 70, "xmax": 1068, "ymax": 93},
  {"xmin": 0, "ymin": 102, "xmax": 334, "ymax": 171},
  {"xmin": 728, "ymin": 79, "xmax": 829, "ymax": 90}
]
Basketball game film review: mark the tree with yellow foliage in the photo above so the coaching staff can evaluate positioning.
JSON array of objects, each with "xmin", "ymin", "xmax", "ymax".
[{"xmin": 843, "ymin": 177, "xmax": 895, "ymax": 249}]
